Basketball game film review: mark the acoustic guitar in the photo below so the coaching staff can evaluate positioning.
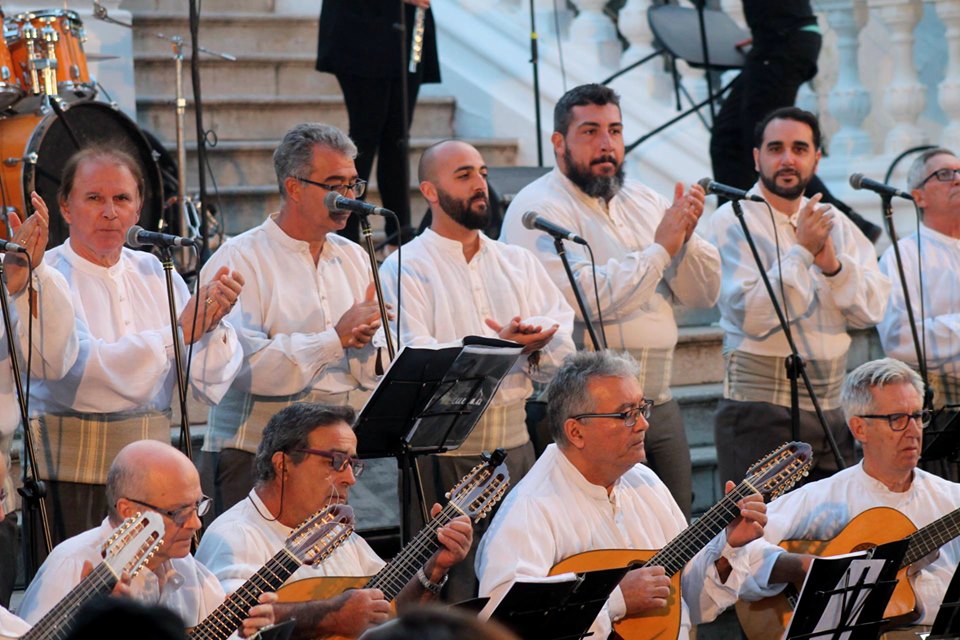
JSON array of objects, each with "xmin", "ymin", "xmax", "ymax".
[
  {"xmin": 275, "ymin": 449, "xmax": 511, "ymax": 639},
  {"xmin": 549, "ymin": 441, "xmax": 814, "ymax": 640},
  {"xmin": 736, "ymin": 504, "xmax": 960, "ymax": 640},
  {"xmin": 22, "ymin": 511, "xmax": 165, "ymax": 640},
  {"xmin": 188, "ymin": 504, "xmax": 356, "ymax": 640}
]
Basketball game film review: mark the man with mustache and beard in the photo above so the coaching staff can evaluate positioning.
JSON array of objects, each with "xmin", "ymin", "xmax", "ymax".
[
  {"xmin": 379, "ymin": 139, "xmax": 576, "ymax": 600},
  {"xmin": 711, "ymin": 107, "xmax": 890, "ymax": 485},
  {"xmin": 501, "ymin": 83, "xmax": 720, "ymax": 520}
]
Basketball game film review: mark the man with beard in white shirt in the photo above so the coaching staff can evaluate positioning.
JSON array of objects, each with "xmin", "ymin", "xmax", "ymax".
[
  {"xmin": 878, "ymin": 147, "xmax": 960, "ymax": 481},
  {"xmin": 379, "ymin": 140, "xmax": 576, "ymax": 600},
  {"xmin": 501, "ymin": 84, "xmax": 719, "ymax": 520},
  {"xmin": 711, "ymin": 106, "xmax": 890, "ymax": 485}
]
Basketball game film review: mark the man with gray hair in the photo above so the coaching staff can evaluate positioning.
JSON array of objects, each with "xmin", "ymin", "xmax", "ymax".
[
  {"xmin": 737, "ymin": 358, "xmax": 960, "ymax": 632},
  {"xmin": 878, "ymin": 147, "xmax": 960, "ymax": 481},
  {"xmin": 477, "ymin": 351, "xmax": 767, "ymax": 639},
  {"xmin": 198, "ymin": 123, "xmax": 389, "ymax": 519},
  {"xmin": 197, "ymin": 402, "xmax": 472, "ymax": 638}
]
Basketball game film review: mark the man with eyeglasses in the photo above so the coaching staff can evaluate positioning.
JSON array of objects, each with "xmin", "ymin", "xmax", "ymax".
[
  {"xmin": 198, "ymin": 122, "xmax": 392, "ymax": 521},
  {"xmin": 737, "ymin": 358, "xmax": 960, "ymax": 631},
  {"xmin": 878, "ymin": 147, "xmax": 960, "ymax": 483},
  {"xmin": 19, "ymin": 440, "xmax": 277, "ymax": 636},
  {"xmin": 197, "ymin": 403, "xmax": 473, "ymax": 638},
  {"xmin": 477, "ymin": 351, "xmax": 768, "ymax": 639}
]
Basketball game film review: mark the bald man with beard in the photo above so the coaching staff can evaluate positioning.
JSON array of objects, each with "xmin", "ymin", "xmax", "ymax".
[
  {"xmin": 19, "ymin": 441, "xmax": 275, "ymax": 637},
  {"xmin": 379, "ymin": 139, "xmax": 576, "ymax": 600}
]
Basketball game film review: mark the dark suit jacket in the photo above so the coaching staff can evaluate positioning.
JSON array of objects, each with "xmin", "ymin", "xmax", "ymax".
[{"xmin": 316, "ymin": 0, "xmax": 440, "ymax": 82}]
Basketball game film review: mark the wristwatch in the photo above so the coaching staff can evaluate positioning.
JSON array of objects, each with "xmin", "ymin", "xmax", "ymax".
[{"xmin": 416, "ymin": 566, "xmax": 448, "ymax": 595}]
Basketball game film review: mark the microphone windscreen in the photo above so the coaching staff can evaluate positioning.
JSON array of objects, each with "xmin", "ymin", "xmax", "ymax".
[
  {"xmin": 849, "ymin": 173, "xmax": 865, "ymax": 190},
  {"xmin": 521, "ymin": 210, "xmax": 539, "ymax": 230},
  {"xmin": 125, "ymin": 224, "xmax": 145, "ymax": 248},
  {"xmin": 697, "ymin": 177, "xmax": 713, "ymax": 192},
  {"xmin": 323, "ymin": 191, "xmax": 345, "ymax": 211}
]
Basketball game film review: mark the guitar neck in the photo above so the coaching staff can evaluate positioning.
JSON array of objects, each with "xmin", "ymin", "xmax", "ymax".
[
  {"xmin": 646, "ymin": 482, "xmax": 753, "ymax": 577},
  {"xmin": 364, "ymin": 504, "xmax": 461, "ymax": 601},
  {"xmin": 189, "ymin": 550, "xmax": 302, "ymax": 640},
  {"xmin": 903, "ymin": 506, "xmax": 960, "ymax": 568},
  {"xmin": 23, "ymin": 563, "xmax": 117, "ymax": 640}
]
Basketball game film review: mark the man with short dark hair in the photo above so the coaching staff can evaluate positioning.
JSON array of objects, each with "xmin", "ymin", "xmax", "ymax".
[
  {"xmin": 379, "ymin": 139, "xmax": 575, "ymax": 600},
  {"xmin": 878, "ymin": 147, "xmax": 960, "ymax": 481},
  {"xmin": 501, "ymin": 83, "xmax": 719, "ymax": 519},
  {"xmin": 739, "ymin": 358, "xmax": 960, "ymax": 633},
  {"xmin": 196, "ymin": 402, "xmax": 473, "ymax": 639},
  {"xmin": 199, "ymin": 122, "xmax": 391, "ymax": 519},
  {"xmin": 477, "ymin": 351, "xmax": 767, "ymax": 639},
  {"xmin": 711, "ymin": 106, "xmax": 890, "ymax": 485}
]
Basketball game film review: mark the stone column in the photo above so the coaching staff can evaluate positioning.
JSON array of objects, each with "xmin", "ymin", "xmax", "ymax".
[
  {"xmin": 567, "ymin": 0, "xmax": 621, "ymax": 70},
  {"xmin": 937, "ymin": 0, "xmax": 960, "ymax": 150},
  {"xmin": 822, "ymin": 0, "xmax": 873, "ymax": 156}
]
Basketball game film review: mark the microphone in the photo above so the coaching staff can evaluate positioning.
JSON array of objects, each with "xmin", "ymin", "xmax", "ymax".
[
  {"xmin": 521, "ymin": 211, "xmax": 588, "ymax": 245},
  {"xmin": 0, "ymin": 240, "xmax": 27, "ymax": 254},
  {"xmin": 849, "ymin": 173, "xmax": 915, "ymax": 201},
  {"xmin": 697, "ymin": 178, "xmax": 765, "ymax": 203},
  {"xmin": 125, "ymin": 225, "xmax": 198, "ymax": 249},
  {"xmin": 323, "ymin": 192, "xmax": 392, "ymax": 217}
]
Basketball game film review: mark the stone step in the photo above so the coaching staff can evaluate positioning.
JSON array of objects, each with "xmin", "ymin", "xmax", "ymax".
[
  {"xmin": 690, "ymin": 445, "xmax": 720, "ymax": 516},
  {"xmin": 134, "ymin": 54, "xmax": 341, "ymax": 99},
  {"xmin": 674, "ymin": 382, "xmax": 723, "ymax": 448},
  {"xmin": 181, "ymin": 137, "xmax": 519, "ymax": 190},
  {"xmin": 133, "ymin": 12, "xmax": 319, "ymax": 57},
  {"xmin": 126, "ymin": 0, "xmax": 281, "ymax": 14},
  {"xmin": 137, "ymin": 94, "xmax": 456, "ymax": 144},
  {"xmin": 671, "ymin": 325, "xmax": 724, "ymax": 388}
]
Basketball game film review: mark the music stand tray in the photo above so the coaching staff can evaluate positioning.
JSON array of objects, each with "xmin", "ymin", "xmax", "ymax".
[
  {"xmin": 930, "ymin": 563, "xmax": 960, "ymax": 639},
  {"xmin": 786, "ymin": 539, "xmax": 908, "ymax": 640},
  {"xmin": 484, "ymin": 567, "xmax": 629, "ymax": 640},
  {"xmin": 647, "ymin": 4, "xmax": 748, "ymax": 71}
]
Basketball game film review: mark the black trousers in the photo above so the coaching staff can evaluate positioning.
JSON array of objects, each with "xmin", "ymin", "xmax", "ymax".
[
  {"xmin": 709, "ymin": 30, "xmax": 822, "ymax": 190},
  {"xmin": 24, "ymin": 480, "xmax": 108, "ymax": 577},
  {"xmin": 336, "ymin": 72, "xmax": 422, "ymax": 245}
]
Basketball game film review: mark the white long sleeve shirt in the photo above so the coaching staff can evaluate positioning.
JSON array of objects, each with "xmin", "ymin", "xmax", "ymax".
[
  {"xmin": 500, "ymin": 167, "xmax": 721, "ymax": 352},
  {"xmin": 711, "ymin": 188, "xmax": 890, "ymax": 359},
  {"xmin": 201, "ymin": 217, "xmax": 382, "ymax": 399},
  {"xmin": 476, "ymin": 444, "xmax": 752, "ymax": 639},
  {"xmin": 878, "ymin": 224, "xmax": 960, "ymax": 385},
  {"xmin": 18, "ymin": 518, "xmax": 225, "ymax": 627},
  {"xmin": 379, "ymin": 228, "xmax": 576, "ymax": 407},
  {"xmin": 0, "ymin": 261, "xmax": 79, "ymax": 433},
  {"xmin": 31, "ymin": 240, "xmax": 241, "ymax": 414},
  {"xmin": 195, "ymin": 490, "xmax": 385, "ymax": 595},
  {"xmin": 739, "ymin": 463, "xmax": 960, "ymax": 625}
]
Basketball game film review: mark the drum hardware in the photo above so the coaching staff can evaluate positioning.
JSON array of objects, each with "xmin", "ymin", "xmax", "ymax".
[
  {"xmin": 93, "ymin": 1, "xmax": 235, "ymax": 272},
  {"xmin": 4, "ymin": 152, "xmax": 38, "ymax": 167}
]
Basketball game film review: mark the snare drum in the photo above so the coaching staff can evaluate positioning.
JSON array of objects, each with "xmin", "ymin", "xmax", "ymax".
[
  {"xmin": 0, "ymin": 102, "xmax": 164, "ymax": 247},
  {"xmin": 6, "ymin": 9, "xmax": 96, "ymax": 108}
]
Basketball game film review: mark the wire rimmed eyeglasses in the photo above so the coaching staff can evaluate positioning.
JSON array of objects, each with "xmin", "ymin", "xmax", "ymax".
[{"xmin": 571, "ymin": 399, "xmax": 654, "ymax": 428}]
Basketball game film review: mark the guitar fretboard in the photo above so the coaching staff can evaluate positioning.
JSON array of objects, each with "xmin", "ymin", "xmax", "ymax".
[
  {"xmin": 365, "ymin": 503, "xmax": 462, "ymax": 601},
  {"xmin": 189, "ymin": 550, "xmax": 302, "ymax": 640},
  {"xmin": 903, "ymin": 506, "xmax": 960, "ymax": 568},
  {"xmin": 646, "ymin": 482, "xmax": 754, "ymax": 577},
  {"xmin": 24, "ymin": 562, "xmax": 116, "ymax": 640}
]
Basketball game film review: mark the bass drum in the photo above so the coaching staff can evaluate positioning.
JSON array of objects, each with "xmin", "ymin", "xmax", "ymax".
[{"xmin": 0, "ymin": 101, "xmax": 164, "ymax": 247}]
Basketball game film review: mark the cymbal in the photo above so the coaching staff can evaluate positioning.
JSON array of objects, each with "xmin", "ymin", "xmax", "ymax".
[{"xmin": 86, "ymin": 53, "xmax": 120, "ymax": 61}]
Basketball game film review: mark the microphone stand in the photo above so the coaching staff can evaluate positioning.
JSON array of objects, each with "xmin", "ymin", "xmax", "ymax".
[
  {"xmin": 358, "ymin": 215, "xmax": 396, "ymax": 360},
  {"xmin": 159, "ymin": 246, "xmax": 192, "ymax": 459},
  {"xmin": 0, "ymin": 263, "xmax": 52, "ymax": 568},
  {"xmin": 527, "ymin": 0, "xmax": 544, "ymax": 167},
  {"xmin": 730, "ymin": 198, "xmax": 846, "ymax": 469},
  {"xmin": 879, "ymin": 194, "xmax": 933, "ymax": 409},
  {"xmin": 552, "ymin": 237, "xmax": 604, "ymax": 351}
]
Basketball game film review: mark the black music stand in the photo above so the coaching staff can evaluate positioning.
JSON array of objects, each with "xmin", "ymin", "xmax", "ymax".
[
  {"xmin": 353, "ymin": 336, "xmax": 522, "ymax": 543},
  {"xmin": 924, "ymin": 406, "xmax": 960, "ymax": 463},
  {"xmin": 930, "ymin": 563, "xmax": 960, "ymax": 639},
  {"xmin": 486, "ymin": 567, "xmax": 629, "ymax": 640},
  {"xmin": 786, "ymin": 539, "xmax": 908, "ymax": 640}
]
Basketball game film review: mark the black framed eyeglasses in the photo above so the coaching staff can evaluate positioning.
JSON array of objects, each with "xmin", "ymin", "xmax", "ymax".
[
  {"xmin": 921, "ymin": 168, "xmax": 960, "ymax": 186},
  {"xmin": 571, "ymin": 399, "xmax": 654, "ymax": 428},
  {"xmin": 297, "ymin": 176, "xmax": 367, "ymax": 198},
  {"xmin": 294, "ymin": 448, "xmax": 366, "ymax": 477},
  {"xmin": 857, "ymin": 410, "xmax": 932, "ymax": 432},
  {"xmin": 125, "ymin": 495, "xmax": 212, "ymax": 526}
]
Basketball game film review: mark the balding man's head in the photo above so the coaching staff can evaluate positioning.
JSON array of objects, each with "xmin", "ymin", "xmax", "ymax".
[{"xmin": 417, "ymin": 140, "xmax": 491, "ymax": 232}]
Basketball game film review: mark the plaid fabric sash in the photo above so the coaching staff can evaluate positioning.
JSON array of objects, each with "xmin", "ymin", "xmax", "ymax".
[
  {"xmin": 724, "ymin": 349, "xmax": 847, "ymax": 411},
  {"xmin": 624, "ymin": 346, "xmax": 674, "ymax": 404},
  {"xmin": 441, "ymin": 399, "xmax": 528, "ymax": 457}
]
